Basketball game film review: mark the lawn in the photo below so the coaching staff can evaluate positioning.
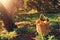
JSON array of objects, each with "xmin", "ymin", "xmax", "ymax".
[{"xmin": 0, "ymin": 12, "xmax": 60, "ymax": 40}]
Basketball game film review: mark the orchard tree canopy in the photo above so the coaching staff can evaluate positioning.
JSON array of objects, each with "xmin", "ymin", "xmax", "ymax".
[{"xmin": 24, "ymin": 0, "xmax": 60, "ymax": 13}]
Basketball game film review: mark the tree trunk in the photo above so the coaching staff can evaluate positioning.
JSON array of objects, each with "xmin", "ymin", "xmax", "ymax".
[{"xmin": 0, "ymin": 2, "xmax": 17, "ymax": 32}]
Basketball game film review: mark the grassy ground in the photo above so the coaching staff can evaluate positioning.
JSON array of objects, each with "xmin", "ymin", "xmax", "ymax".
[
  {"xmin": 15, "ymin": 12, "xmax": 60, "ymax": 32},
  {"xmin": 0, "ymin": 12, "xmax": 60, "ymax": 40},
  {"xmin": 15, "ymin": 13, "xmax": 60, "ymax": 22}
]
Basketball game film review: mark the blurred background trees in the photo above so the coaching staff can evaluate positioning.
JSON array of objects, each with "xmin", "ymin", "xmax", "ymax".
[{"xmin": 18, "ymin": 0, "xmax": 60, "ymax": 13}]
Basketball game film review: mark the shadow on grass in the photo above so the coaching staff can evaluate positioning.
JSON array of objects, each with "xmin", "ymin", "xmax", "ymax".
[{"xmin": 13, "ymin": 26, "xmax": 36, "ymax": 40}]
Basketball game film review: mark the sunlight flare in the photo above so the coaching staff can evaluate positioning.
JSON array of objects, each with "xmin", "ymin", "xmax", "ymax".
[
  {"xmin": 0, "ymin": 0, "xmax": 7, "ymax": 3},
  {"xmin": 0, "ymin": 0, "xmax": 12, "ymax": 12},
  {"xmin": 0, "ymin": 0, "xmax": 17, "ymax": 14}
]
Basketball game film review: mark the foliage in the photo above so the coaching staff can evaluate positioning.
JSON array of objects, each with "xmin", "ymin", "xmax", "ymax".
[
  {"xmin": 0, "ymin": 31, "xmax": 17, "ymax": 40},
  {"xmin": 48, "ymin": 35, "xmax": 58, "ymax": 40},
  {"xmin": 37, "ymin": 34, "xmax": 58, "ymax": 40},
  {"xmin": 36, "ymin": 34, "xmax": 46, "ymax": 40},
  {"xmin": 25, "ymin": 0, "xmax": 59, "ymax": 13},
  {"xmin": 15, "ymin": 26, "xmax": 36, "ymax": 34},
  {"xmin": 50, "ymin": 22, "xmax": 60, "ymax": 30}
]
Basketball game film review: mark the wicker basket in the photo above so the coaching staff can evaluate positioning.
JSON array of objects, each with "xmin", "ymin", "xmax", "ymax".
[{"xmin": 36, "ymin": 19, "xmax": 50, "ymax": 35}]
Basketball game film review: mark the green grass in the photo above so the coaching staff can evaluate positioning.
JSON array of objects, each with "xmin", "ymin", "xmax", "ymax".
[
  {"xmin": 0, "ymin": 12, "xmax": 60, "ymax": 40},
  {"xmin": 37, "ymin": 34, "xmax": 58, "ymax": 40},
  {"xmin": 23, "ymin": 13, "xmax": 60, "ymax": 23},
  {"xmin": 14, "ymin": 26, "xmax": 36, "ymax": 34},
  {"xmin": 15, "ymin": 13, "xmax": 60, "ymax": 30}
]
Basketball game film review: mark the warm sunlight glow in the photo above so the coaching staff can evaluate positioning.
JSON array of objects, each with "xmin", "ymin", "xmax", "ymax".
[
  {"xmin": 0, "ymin": 0, "xmax": 17, "ymax": 20},
  {"xmin": 0, "ymin": 0, "xmax": 11, "ymax": 9},
  {"xmin": 0, "ymin": 0, "xmax": 16, "ymax": 13},
  {"xmin": 0, "ymin": 0, "xmax": 12, "ymax": 13},
  {"xmin": 0, "ymin": 0, "xmax": 7, "ymax": 4}
]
